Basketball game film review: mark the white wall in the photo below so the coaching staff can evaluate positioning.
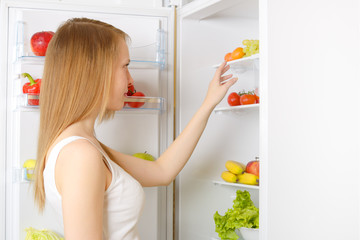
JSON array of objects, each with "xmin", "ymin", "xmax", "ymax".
[{"xmin": 263, "ymin": 0, "xmax": 360, "ymax": 239}]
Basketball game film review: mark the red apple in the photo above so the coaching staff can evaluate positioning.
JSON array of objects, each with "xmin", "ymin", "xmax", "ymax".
[
  {"xmin": 246, "ymin": 160, "xmax": 259, "ymax": 177},
  {"xmin": 30, "ymin": 31, "xmax": 54, "ymax": 56}
]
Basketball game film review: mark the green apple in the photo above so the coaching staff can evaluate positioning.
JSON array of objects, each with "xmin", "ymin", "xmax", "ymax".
[{"xmin": 133, "ymin": 152, "xmax": 155, "ymax": 161}]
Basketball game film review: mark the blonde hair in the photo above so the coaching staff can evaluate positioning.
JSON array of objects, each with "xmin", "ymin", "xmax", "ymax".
[{"xmin": 34, "ymin": 18, "xmax": 128, "ymax": 211}]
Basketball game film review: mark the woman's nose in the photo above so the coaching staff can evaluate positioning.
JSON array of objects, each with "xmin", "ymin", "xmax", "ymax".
[{"xmin": 128, "ymin": 70, "xmax": 134, "ymax": 85}]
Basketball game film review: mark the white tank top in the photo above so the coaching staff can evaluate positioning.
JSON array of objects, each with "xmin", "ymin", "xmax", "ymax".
[{"xmin": 43, "ymin": 136, "xmax": 145, "ymax": 240}]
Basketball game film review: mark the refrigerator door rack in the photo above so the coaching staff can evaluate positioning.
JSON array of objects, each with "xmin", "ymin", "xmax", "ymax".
[
  {"xmin": 15, "ymin": 21, "xmax": 166, "ymax": 69},
  {"xmin": 121, "ymin": 96, "xmax": 166, "ymax": 113},
  {"xmin": 15, "ymin": 56, "xmax": 164, "ymax": 69},
  {"xmin": 15, "ymin": 94, "xmax": 39, "ymax": 111},
  {"xmin": 14, "ymin": 95, "xmax": 166, "ymax": 113},
  {"xmin": 12, "ymin": 168, "xmax": 32, "ymax": 184}
]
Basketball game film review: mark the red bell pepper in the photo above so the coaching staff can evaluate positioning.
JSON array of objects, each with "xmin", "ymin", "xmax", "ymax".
[{"xmin": 22, "ymin": 73, "xmax": 41, "ymax": 106}]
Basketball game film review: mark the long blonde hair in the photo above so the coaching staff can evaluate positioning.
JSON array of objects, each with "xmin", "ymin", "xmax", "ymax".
[{"xmin": 34, "ymin": 18, "xmax": 128, "ymax": 211}]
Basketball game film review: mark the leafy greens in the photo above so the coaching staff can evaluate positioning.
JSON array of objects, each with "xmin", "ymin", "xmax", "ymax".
[
  {"xmin": 214, "ymin": 190, "xmax": 259, "ymax": 240},
  {"xmin": 25, "ymin": 227, "xmax": 64, "ymax": 240}
]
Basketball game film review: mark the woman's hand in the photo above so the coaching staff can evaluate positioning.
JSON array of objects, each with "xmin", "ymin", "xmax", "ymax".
[{"xmin": 203, "ymin": 61, "xmax": 238, "ymax": 109}]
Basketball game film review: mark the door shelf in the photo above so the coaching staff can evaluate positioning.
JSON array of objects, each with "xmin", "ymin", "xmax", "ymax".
[
  {"xmin": 214, "ymin": 103, "xmax": 259, "ymax": 114},
  {"xmin": 121, "ymin": 96, "xmax": 166, "ymax": 112},
  {"xmin": 13, "ymin": 168, "xmax": 32, "ymax": 184},
  {"xmin": 213, "ymin": 180, "xmax": 259, "ymax": 190},
  {"xmin": 15, "ymin": 19, "xmax": 167, "ymax": 69},
  {"xmin": 14, "ymin": 95, "xmax": 166, "ymax": 113},
  {"xmin": 15, "ymin": 56, "xmax": 162, "ymax": 69},
  {"xmin": 213, "ymin": 54, "xmax": 259, "ymax": 74}
]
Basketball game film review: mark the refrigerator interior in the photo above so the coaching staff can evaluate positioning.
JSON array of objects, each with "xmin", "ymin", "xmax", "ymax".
[
  {"xmin": 5, "ymin": 5, "xmax": 173, "ymax": 240},
  {"xmin": 176, "ymin": 1, "xmax": 259, "ymax": 239}
]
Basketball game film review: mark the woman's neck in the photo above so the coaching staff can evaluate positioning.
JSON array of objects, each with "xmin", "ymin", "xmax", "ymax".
[{"xmin": 63, "ymin": 113, "xmax": 98, "ymax": 139}]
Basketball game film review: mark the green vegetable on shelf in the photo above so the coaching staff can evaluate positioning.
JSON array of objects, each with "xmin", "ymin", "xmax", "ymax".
[
  {"xmin": 25, "ymin": 227, "xmax": 64, "ymax": 240},
  {"xmin": 214, "ymin": 190, "xmax": 259, "ymax": 240}
]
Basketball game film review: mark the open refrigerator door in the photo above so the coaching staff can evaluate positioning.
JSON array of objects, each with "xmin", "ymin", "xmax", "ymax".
[
  {"xmin": 175, "ymin": 0, "xmax": 260, "ymax": 239},
  {"xmin": 1, "ymin": 2, "xmax": 174, "ymax": 240}
]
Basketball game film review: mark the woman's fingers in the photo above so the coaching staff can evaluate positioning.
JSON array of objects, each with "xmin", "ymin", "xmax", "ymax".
[
  {"xmin": 221, "ymin": 73, "xmax": 238, "ymax": 85},
  {"xmin": 221, "ymin": 74, "xmax": 233, "ymax": 82},
  {"xmin": 215, "ymin": 61, "xmax": 237, "ymax": 86},
  {"xmin": 221, "ymin": 64, "xmax": 230, "ymax": 75},
  {"xmin": 215, "ymin": 61, "xmax": 227, "ymax": 77}
]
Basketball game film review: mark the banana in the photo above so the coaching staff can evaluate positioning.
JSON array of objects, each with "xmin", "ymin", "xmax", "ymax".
[
  {"xmin": 225, "ymin": 160, "xmax": 245, "ymax": 175},
  {"xmin": 238, "ymin": 162, "xmax": 246, "ymax": 170},
  {"xmin": 237, "ymin": 172, "xmax": 259, "ymax": 185},
  {"xmin": 221, "ymin": 171, "xmax": 237, "ymax": 183}
]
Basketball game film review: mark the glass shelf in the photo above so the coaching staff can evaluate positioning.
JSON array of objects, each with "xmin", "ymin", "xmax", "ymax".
[
  {"xmin": 15, "ymin": 95, "xmax": 165, "ymax": 113},
  {"xmin": 213, "ymin": 53, "xmax": 259, "ymax": 74},
  {"xmin": 214, "ymin": 103, "xmax": 259, "ymax": 114},
  {"xmin": 121, "ymin": 96, "xmax": 165, "ymax": 112},
  {"xmin": 212, "ymin": 180, "xmax": 259, "ymax": 190}
]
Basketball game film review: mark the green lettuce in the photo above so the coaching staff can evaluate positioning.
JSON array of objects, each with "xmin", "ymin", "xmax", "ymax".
[
  {"xmin": 25, "ymin": 227, "xmax": 64, "ymax": 240},
  {"xmin": 214, "ymin": 190, "xmax": 259, "ymax": 240}
]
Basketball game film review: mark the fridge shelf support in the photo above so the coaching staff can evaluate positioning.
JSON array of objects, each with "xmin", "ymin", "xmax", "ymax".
[{"xmin": 156, "ymin": 28, "xmax": 166, "ymax": 70}]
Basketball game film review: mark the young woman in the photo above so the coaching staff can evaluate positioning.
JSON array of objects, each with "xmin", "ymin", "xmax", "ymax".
[{"xmin": 33, "ymin": 18, "xmax": 237, "ymax": 240}]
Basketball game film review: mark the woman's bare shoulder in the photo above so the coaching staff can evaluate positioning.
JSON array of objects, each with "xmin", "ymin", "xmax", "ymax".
[
  {"xmin": 55, "ymin": 138, "xmax": 106, "ymax": 194},
  {"xmin": 57, "ymin": 138, "xmax": 103, "ymax": 168}
]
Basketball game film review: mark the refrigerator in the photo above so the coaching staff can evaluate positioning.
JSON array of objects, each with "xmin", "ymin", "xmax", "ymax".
[{"xmin": 1, "ymin": 0, "xmax": 360, "ymax": 240}]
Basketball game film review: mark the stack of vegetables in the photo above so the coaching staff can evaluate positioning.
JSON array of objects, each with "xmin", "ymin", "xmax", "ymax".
[{"xmin": 214, "ymin": 190, "xmax": 259, "ymax": 240}]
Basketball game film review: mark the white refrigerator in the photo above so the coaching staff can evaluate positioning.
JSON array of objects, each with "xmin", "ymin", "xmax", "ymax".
[{"xmin": 1, "ymin": 0, "xmax": 359, "ymax": 240}]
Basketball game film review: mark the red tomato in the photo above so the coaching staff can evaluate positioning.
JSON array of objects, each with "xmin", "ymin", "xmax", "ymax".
[
  {"xmin": 255, "ymin": 94, "xmax": 260, "ymax": 103},
  {"xmin": 128, "ymin": 92, "xmax": 145, "ymax": 108},
  {"xmin": 127, "ymin": 84, "xmax": 136, "ymax": 96},
  {"xmin": 227, "ymin": 92, "xmax": 240, "ymax": 106},
  {"xmin": 240, "ymin": 94, "xmax": 256, "ymax": 105}
]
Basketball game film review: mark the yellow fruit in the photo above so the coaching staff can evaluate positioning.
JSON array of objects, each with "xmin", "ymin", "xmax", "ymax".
[
  {"xmin": 237, "ymin": 172, "xmax": 259, "ymax": 185},
  {"xmin": 23, "ymin": 159, "xmax": 36, "ymax": 180},
  {"xmin": 238, "ymin": 162, "xmax": 246, "ymax": 170},
  {"xmin": 23, "ymin": 159, "xmax": 36, "ymax": 168},
  {"xmin": 225, "ymin": 160, "xmax": 244, "ymax": 175},
  {"xmin": 221, "ymin": 171, "xmax": 237, "ymax": 183},
  {"xmin": 231, "ymin": 47, "xmax": 245, "ymax": 60}
]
